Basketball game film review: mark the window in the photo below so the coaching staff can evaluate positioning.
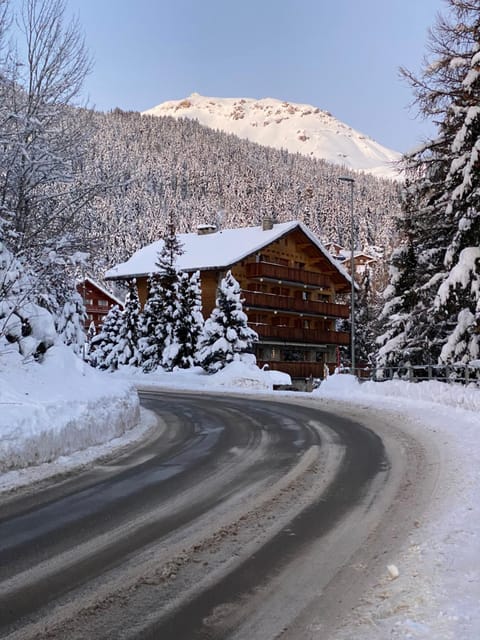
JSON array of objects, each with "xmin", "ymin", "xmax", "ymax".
[
  {"xmin": 98, "ymin": 299, "xmax": 109, "ymax": 307},
  {"xmin": 282, "ymin": 349, "xmax": 305, "ymax": 362},
  {"xmin": 85, "ymin": 298, "xmax": 94, "ymax": 306}
]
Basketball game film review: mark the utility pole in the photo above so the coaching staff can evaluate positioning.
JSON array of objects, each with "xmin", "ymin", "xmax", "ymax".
[{"xmin": 339, "ymin": 176, "xmax": 356, "ymax": 375}]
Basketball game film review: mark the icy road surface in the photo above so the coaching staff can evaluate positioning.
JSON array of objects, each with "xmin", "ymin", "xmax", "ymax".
[{"xmin": 0, "ymin": 391, "xmax": 436, "ymax": 640}]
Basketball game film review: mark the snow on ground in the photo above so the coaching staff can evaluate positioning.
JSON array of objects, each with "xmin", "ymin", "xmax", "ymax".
[
  {"xmin": 315, "ymin": 374, "xmax": 480, "ymax": 640},
  {"xmin": 112, "ymin": 354, "xmax": 291, "ymax": 391},
  {"xmin": 0, "ymin": 345, "xmax": 141, "ymax": 487},
  {"xmin": 0, "ymin": 351, "xmax": 479, "ymax": 639}
]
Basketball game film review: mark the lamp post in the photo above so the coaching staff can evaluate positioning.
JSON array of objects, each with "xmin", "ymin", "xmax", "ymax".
[{"xmin": 339, "ymin": 176, "xmax": 355, "ymax": 375}]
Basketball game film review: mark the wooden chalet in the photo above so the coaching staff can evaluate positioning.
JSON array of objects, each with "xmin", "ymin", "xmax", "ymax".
[
  {"xmin": 77, "ymin": 276, "xmax": 124, "ymax": 331},
  {"xmin": 105, "ymin": 220, "xmax": 352, "ymax": 379},
  {"xmin": 324, "ymin": 241, "xmax": 378, "ymax": 278}
]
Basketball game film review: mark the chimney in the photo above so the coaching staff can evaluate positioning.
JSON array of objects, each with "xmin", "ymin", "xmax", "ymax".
[
  {"xmin": 262, "ymin": 217, "xmax": 274, "ymax": 231},
  {"xmin": 197, "ymin": 223, "xmax": 217, "ymax": 236}
]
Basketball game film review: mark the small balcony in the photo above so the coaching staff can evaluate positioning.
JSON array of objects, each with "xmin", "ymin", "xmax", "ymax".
[
  {"xmin": 246, "ymin": 262, "xmax": 331, "ymax": 288},
  {"xmin": 250, "ymin": 323, "xmax": 350, "ymax": 346},
  {"xmin": 243, "ymin": 290, "xmax": 349, "ymax": 319}
]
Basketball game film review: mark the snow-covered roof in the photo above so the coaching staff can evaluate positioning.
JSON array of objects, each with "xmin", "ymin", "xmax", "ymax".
[
  {"xmin": 105, "ymin": 220, "xmax": 352, "ymax": 286},
  {"xmin": 78, "ymin": 276, "xmax": 124, "ymax": 307}
]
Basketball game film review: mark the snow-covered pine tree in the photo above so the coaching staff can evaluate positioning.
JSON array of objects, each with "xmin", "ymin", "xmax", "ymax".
[
  {"xmin": 88, "ymin": 305, "xmax": 123, "ymax": 370},
  {"xmin": 376, "ymin": 184, "xmax": 418, "ymax": 368},
  {"xmin": 435, "ymin": 247, "xmax": 480, "ymax": 364},
  {"xmin": 378, "ymin": 0, "xmax": 480, "ymax": 368},
  {"xmin": 111, "ymin": 279, "xmax": 142, "ymax": 368},
  {"xmin": 138, "ymin": 273, "xmax": 166, "ymax": 372},
  {"xmin": 156, "ymin": 220, "xmax": 184, "ymax": 372},
  {"xmin": 170, "ymin": 270, "xmax": 204, "ymax": 369},
  {"xmin": 354, "ymin": 266, "xmax": 378, "ymax": 366},
  {"xmin": 156, "ymin": 220, "xmax": 184, "ymax": 281},
  {"xmin": 428, "ymin": 2, "xmax": 480, "ymax": 364},
  {"xmin": 197, "ymin": 271, "xmax": 258, "ymax": 373},
  {"xmin": 55, "ymin": 288, "xmax": 86, "ymax": 356}
]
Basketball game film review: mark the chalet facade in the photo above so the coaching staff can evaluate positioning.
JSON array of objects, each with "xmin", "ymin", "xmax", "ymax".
[
  {"xmin": 105, "ymin": 220, "xmax": 352, "ymax": 379},
  {"xmin": 324, "ymin": 241, "xmax": 378, "ymax": 278},
  {"xmin": 76, "ymin": 277, "xmax": 124, "ymax": 331}
]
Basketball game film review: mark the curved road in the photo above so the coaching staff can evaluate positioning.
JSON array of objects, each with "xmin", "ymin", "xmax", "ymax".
[{"xmin": 0, "ymin": 390, "xmax": 429, "ymax": 640}]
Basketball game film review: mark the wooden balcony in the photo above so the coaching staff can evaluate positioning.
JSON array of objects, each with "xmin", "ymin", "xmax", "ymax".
[
  {"xmin": 257, "ymin": 360, "xmax": 327, "ymax": 380},
  {"xmin": 86, "ymin": 304, "xmax": 115, "ymax": 314},
  {"xmin": 251, "ymin": 323, "xmax": 350, "ymax": 346},
  {"xmin": 243, "ymin": 290, "xmax": 349, "ymax": 319},
  {"xmin": 246, "ymin": 262, "xmax": 331, "ymax": 288}
]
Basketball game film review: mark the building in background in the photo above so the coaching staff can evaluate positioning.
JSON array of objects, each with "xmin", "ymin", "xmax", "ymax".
[
  {"xmin": 106, "ymin": 220, "xmax": 352, "ymax": 379},
  {"xmin": 76, "ymin": 277, "xmax": 124, "ymax": 331},
  {"xmin": 324, "ymin": 241, "xmax": 378, "ymax": 278}
]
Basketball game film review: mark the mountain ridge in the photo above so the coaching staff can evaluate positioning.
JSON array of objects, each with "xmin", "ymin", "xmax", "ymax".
[{"xmin": 143, "ymin": 93, "xmax": 401, "ymax": 179}]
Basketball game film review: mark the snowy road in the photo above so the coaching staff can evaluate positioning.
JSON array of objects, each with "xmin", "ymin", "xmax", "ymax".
[{"xmin": 0, "ymin": 391, "xmax": 433, "ymax": 640}]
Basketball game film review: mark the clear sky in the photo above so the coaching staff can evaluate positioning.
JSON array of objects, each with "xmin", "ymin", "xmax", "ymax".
[{"xmin": 64, "ymin": 0, "xmax": 445, "ymax": 153}]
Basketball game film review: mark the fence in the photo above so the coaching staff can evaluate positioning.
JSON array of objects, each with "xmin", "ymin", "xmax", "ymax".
[{"xmin": 352, "ymin": 363, "xmax": 480, "ymax": 386}]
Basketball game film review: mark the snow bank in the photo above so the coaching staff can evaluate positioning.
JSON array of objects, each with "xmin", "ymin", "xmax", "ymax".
[
  {"xmin": 114, "ymin": 356, "xmax": 292, "ymax": 392},
  {"xmin": 315, "ymin": 372, "xmax": 480, "ymax": 640},
  {"xmin": 315, "ymin": 371, "xmax": 480, "ymax": 412},
  {"xmin": 0, "ymin": 345, "xmax": 140, "ymax": 471}
]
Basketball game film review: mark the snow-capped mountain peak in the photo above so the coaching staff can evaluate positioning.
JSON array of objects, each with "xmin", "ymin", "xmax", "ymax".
[{"xmin": 143, "ymin": 93, "xmax": 401, "ymax": 179}]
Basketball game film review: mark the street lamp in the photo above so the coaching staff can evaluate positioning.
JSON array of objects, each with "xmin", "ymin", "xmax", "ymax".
[{"xmin": 339, "ymin": 176, "xmax": 355, "ymax": 375}]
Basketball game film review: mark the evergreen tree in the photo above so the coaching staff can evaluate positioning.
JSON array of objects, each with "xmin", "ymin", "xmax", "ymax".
[
  {"xmin": 156, "ymin": 221, "xmax": 184, "ymax": 372},
  {"xmin": 354, "ymin": 267, "xmax": 378, "ymax": 366},
  {"xmin": 376, "ymin": 184, "xmax": 418, "ymax": 368},
  {"xmin": 139, "ymin": 273, "xmax": 167, "ymax": 372},
  {"xmin": 113, "ymin": 279, "xmax": 141, "ymax": 368},
  {"xmin": 171, "ymin": 270, "xmax": 204, "ymax": 369},
  {"xmin": 88, "ymin": 305, "xmax": 123, "ymax": 370},
  {"xmin": 435, "ymin": 247, "xmax": 480, "ymax": 364},
  {"xmin": 379, "ymin": 1, "xmax": 480, "ymax": 368},
  {"xmin": 55, "ymin": 288, "xmax": 86, "ymax": 356},
  {"xmin": 197, "ymin": 271, "xmax": 258, "ymax": 373},
  {"xmin": 156, "ymin": 221, "xmax": 184, "ymax": 280}
]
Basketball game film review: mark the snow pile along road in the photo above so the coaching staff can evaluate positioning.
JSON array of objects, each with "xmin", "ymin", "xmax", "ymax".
[
  {"xmin": 0, "ymin": 345, "xmax": 140, "ymax": 472},
  {"xmin": 315, "ymin": 374, "xmax": 480, "ymax": 640}
]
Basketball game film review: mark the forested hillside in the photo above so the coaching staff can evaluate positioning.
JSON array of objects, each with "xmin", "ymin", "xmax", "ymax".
[{"xmin": 85, "ymin": 110, "xmax": 401, "ymax": 275}]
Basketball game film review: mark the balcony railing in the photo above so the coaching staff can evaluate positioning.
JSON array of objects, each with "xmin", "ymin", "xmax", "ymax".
[
  {"xmin": 243, "ymin": 290, "xmax": 349, "ymax": 319},
  {"xmin": 250, "ymin": 323, "xmax": 350, "ymax": 346},
  {"xmin": 246, "ymin": 262, "xmax": 331, "ymax": 288}
]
